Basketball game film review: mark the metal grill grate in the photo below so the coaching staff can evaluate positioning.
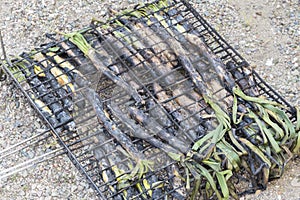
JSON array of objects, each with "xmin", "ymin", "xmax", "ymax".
[{"xmin": 1, "ymin": 0, "xmax": 298, "ymax": 199}]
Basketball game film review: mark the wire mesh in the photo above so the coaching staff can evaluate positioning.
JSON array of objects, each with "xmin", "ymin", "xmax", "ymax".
[{"xmin": 1, "ymin": 0, "xmax": 298, "ymax": 199}]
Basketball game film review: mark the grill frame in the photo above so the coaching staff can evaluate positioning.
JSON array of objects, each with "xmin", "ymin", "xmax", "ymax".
[{"xmin": 1, "ymin": 0, "xmax": 297, "ymax": 199}]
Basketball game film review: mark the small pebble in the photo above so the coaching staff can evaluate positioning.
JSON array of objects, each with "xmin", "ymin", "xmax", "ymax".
[{"xmin": 266, "ymin": 58, "xmax": 274, "ymax": 66}]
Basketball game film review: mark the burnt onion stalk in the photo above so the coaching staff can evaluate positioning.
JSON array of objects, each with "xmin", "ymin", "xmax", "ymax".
[{"xmin": 64, "ymin": 31, "xmax": 153, "ymax": 179}]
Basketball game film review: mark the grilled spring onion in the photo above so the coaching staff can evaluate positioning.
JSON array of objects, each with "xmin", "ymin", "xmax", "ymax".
[
  {"xmin": 167, "ymin": 164, "xmax": 186, "ymax": 200},
  {"xmin": 17, "ymin": 57, "xmax": 75, "ymax": 131},
  {"xmin": 58, "ymin": 43, "xmax": 150, "ymax": 179},
  {"xmin": 65, "ymin": 31, "xmax": 154, "ymax": 178},
  {"xmin": 134, "ymin": 174, "xmax": 164, "ymax": 199},
  {"xmin": 31, "ymin": 52, "xmax": 74, "ymax": 111},
  {"xmin": 136, "ymin": 90, "xmax": 231, "ymax": 198},
  {"xmin": 226, "ymin": 61, "xmax": 258, "ymax": 97},
  {"xmin": 60, "ymin": 40, "xmax": 86, "ymax": 66},
  {"xmin": 46, "ymin": 51, "xmax": 84, "ymax": 78},
  {"xmin": 45, "ymin": 51, "xmax": 90, "ymax": 109},
  {"xmin": 110, "ymin": 5, "xmax": 237, "ymax": 198},
  {"xmin": 233, "ymin": 86, "xmax": 300, "ymax": 183},
  {"xmin": 129, "ymin": 16, "xmax": 230, "ymax": 110},
  {"xmin": 159, "ymin": 9, "xmax": 257, "ymax": 126},
  {"xmin": 108, "ymin": 101, "xmax": 184, "ymax": 161},
  {"xmin": 92, "ymin": 21, "xmax": 157, "ymax": 77},
  {"xmin": 97, "ymin": 159, "xmax": 124, "ymax": 200},
  {"xmin": 149, "ymin": 1, "xmax": 236, "ymax": 92},
  {"xmin": 134, "ymin": 3, "xmax": 235, "ymax": 110},
  {"xmin": 118, "ymin": 19, "xmax": 209, "ymax": 109},
  {"xmin": 93, "ymin": 130, "xmax": 136, "ymax": 200},
  {"xmin": 96, "ymin": 28, "xmax": 153, "ymax": 98},
  {"xmin": 101, "ymin": 21, "xmax": 163, "ymax": 86},
  {"xmin": 234, "ymin": 86, "xmax": 298, "ymax": 146},
  {"xmin": 127, "ymin": 6, "xmax": 232, "ymax": 112},
  {"xmin": 64, "ymin": 32, "xmax": 143, "ymax": 105},
  {"xmin": 146, "ymin": 98, "xmax": 177, "ymax": 135},
  {"xmin": 97, "ymin": 20, "xmax": 202, "ymax": 141},
  {"xmin": 140, "ymin": 16, "xmax": 231, "ymax": 198},
  {"xmin": 146, "ymin": 18, "xmax": 216, "ymax": 96},
  {"xmin": 111, "ymin": 18, "xmax": 179, "ymax": 73},
  {"xmin": 31, "ymin": 51, "xmax": 75, "ymax": 95},
  {"xmin": 82, "ymin": 87, "xmax": 153, "ymax": 179},
  {"xmin": 102, "ymin": 22, "xmax": 204, "ymax": 140},
  {"xmin": 94, "ymin": 129, "xmax": 163, "ymax": 200},
  {"xmin": 111, "ymin": 94, "xmax": 230, "ymax": 198},
  {"xmin": 184, "ymin": 33, "xmax": 235, "ymax": 91},
  {"xmin": 140, "ymin": 17, "xmax": 232, "ymax": 161},
  {"xmin": 127, "ymin": 105, "xmax": 209, "ymax": 163},
  {"xmin": 128, "ymin": 6, "xmax": 219, "ymax": 102},
  {"xmin": 109, "ymin": 19, "xmax": 201, "ymax": 141},
  {"xmin": 97, "ymin": 21, "xmax": 160, "ymax": 98},
  {"xmin": 83, "ymin": 32, "xmax": 121, "ymax": 75},
  {"xmin": 117, "ymin": 4, "xmax": 272, "ymax": 197},
  {"xmin": 12, "ymin": 60, "xmax": 58, "ymax": 127},
  {"xmin": 129, "ymin": 106, "xmax": 188, "ymax": 156},
  {"xmin": 29, "ymin": 92, "xmax": 61, "ymax": 130}
]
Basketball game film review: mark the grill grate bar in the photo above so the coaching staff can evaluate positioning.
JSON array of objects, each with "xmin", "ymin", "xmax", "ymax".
[{"xmin": 0, "ymin": 147, "xmax": 65, "ymax": 180}]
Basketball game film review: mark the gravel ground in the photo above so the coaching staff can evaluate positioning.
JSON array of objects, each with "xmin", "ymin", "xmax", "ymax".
[{"xmin": 0, "ymin": 0, "xmax": 299, "ymax": 199}]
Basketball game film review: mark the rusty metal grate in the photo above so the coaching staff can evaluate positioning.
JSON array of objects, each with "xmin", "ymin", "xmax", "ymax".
[{"xmin": 1, "ymin": 0, "xmax": 297, "ymax": 199}]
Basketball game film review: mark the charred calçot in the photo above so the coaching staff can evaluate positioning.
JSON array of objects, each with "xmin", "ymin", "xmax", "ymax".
[
  {"xmin": 19, "ymin": 54, "xmax": 75, "ymax": 131},
  {"xmin": 7, "ymin": 0, "xmax": 300, "ymax": 199}
]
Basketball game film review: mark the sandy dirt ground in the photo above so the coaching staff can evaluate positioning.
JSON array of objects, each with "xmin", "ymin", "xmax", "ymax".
[{"xmin": 0, "ymin": 0, "xmax": 299, "ymax": 199}]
